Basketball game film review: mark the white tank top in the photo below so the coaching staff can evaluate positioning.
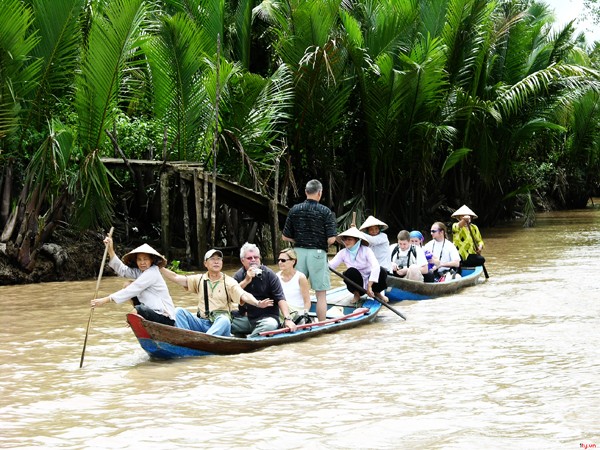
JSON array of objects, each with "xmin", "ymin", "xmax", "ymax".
[{"xmin": 277, "ymin": 271, "xmax": 305, "ymax": 309}]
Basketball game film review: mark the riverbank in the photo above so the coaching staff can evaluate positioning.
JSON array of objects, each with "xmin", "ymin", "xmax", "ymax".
[
  {"xmin": 2, "ymin": 198, "xmax": 598, "ymax": 285},
  {"xmin": 0, "ymin": 229, "xmax": 108, "ymax": 285}
]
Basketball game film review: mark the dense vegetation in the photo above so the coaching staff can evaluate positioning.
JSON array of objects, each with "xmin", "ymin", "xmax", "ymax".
[{"xmin": 1, "ymin": 0, "xmax": 599, "ymax": 271}]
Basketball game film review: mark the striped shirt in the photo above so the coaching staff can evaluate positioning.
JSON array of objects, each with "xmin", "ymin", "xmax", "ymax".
[{"xmin": 283, "ymin": 199, "xmax": 337, "ymax": 250}]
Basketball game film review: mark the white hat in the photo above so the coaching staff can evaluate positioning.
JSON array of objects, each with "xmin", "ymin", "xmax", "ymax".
[
  {"xmin": 337, "ymin": 227, "xmax": 370, "ymax": 246},
  {"xmin": 451, "ymin": 205, "xmax": 478, "ymax": 219},
  {"xmin": 359, "ymin": 215, "xmax": 389, "ymax": 231},
  {"xmin": 204, "ymin": 249, "xmax": 223, "ymax": 260},
  {"xmin": 122, "ymin": 243, "xmax": 167, "ymax": 268}
]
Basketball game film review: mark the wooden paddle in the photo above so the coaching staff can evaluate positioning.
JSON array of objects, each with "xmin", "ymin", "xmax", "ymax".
[
  {"xmin": 79, "ymin": 226, "xmax": 114, "ymax": 368},
  {"xmin": 329, "ymin": 267, "xmax": 407, "ymax": 320}
]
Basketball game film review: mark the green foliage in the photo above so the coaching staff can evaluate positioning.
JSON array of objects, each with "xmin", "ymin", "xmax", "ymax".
[
  {"xmin": 2, "ymin": 0, "xmax": 600, "ymax": 245},
  {"xmin": 0, "ymin": 0, "xmax": 41, "ymax": 141}
]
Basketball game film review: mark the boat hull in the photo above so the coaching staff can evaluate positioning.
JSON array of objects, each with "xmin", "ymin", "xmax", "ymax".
[
  {"xmin": 127, "ymin": 287, "xmax": 381, "ymax": 359},
  {"xmin": 386, "ymin": 266, "xmax": 483, "ymax": 301}
]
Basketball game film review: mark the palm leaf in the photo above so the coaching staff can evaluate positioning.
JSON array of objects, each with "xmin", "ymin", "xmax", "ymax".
[
  {"xmin": 441, "ymin": 147, "xmax": 473, "ymax": 176},
  {"xmin": 75, "ymin": 0, "xmax": 149, "ymax": 152},
  {"xmin": 27, "ymin": 0, "xmax": 85, "ymax": 115},
  {"xmin": 494, "ymin": 63, "xmax": 600, "ymax": 118},
  {"xmin": 73, "ymin": 0, "xmax": 150, "ymax": 228},
  {"xmin": 144, "ymin": 12, "xmax": 212, "ymax": 160},
  {"xmin": 0, "ymin": 0, "xmax": 41, "ymax": 140}
]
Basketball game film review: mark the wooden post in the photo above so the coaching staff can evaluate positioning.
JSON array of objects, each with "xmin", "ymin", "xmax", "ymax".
[
  {"xmin": 180, "ymin": 172, "xmax": 192, "ymax": 265},
  {"xmin": 270, "ymin": 157, "xmax": 280, "ymax": 263},
  {"xmin": 210, "ymin": 34, "xmax": 222, "ymax": 247},
  {"xmin": 160, "ymin": 170, "xmax": 171, "ymax": 260},
  {"xmin": 194, "ymin": 169, "xmax": 206, "ymax": 262}
]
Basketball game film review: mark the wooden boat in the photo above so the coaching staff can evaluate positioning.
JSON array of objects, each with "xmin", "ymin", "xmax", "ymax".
[
  {"xmin": 385, "ymin": 266, "xmax": 484, "ymax": 301},
  {"xmin": 126, "ymin": 287, "xmax": 381, "ymax": 359}
]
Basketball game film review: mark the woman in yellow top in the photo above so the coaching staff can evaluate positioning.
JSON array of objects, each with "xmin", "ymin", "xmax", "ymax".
[{"xmin": 451, "ymin": 205, "xmax": 485, "ymax": 268}]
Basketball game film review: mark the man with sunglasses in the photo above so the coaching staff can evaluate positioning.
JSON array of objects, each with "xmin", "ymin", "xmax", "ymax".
[
  {"xmin": 231, "ymin": 242, "xmax": 297, "ymax": 337},
  {"xmin": 423, "ymin": 222, "xmax": 461, "ymax": 281}
]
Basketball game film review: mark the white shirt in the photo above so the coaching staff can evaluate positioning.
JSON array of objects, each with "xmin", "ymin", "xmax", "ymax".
[
  {"xmin": 277, "ymin": 270, "xmax": 305, "ymax": 309},
  {"xmin": 108, "ymin": 256, "xmax": 175, "ymax": 319},
  {"xmin": 364, "ymin": 231, "xmax": 391, "ymax": 271},
  {"xmin": 423, "ymin": 239, "xmax": 460, "ymax": 274},
  {"xmin": 390, "ymin": 244, "xmax": 427, "ymax": 270}
]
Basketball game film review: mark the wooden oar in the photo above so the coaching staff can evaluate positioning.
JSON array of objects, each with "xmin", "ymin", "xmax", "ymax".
[
  {"xmin": 79, "ymin": 226, "xmax": 114, "ymax": 368},
  {"xmin": 259, "ymin": 308, "xmax": 369, "ymax": 337},
  {"xmin": 329, "ymin": 267, "xmax": 407, "ymax": 320}
]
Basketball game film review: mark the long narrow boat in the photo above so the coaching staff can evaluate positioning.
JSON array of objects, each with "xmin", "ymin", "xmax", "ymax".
[
  {"xmin": 127, "ymin": 287, "xmax": 381, "ymax": 359},
  {"xmin": 386, "ymin": 266, "xmax": 484, "ymax": 302}
]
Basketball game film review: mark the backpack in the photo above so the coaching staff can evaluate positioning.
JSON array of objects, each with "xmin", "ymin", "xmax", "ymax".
[{"xmin": 391, "ymin": 245, "xmax": 417, "ymax": 267}]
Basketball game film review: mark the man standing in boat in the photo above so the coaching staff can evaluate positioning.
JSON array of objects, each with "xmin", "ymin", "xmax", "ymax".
[
  {"xmin": 160, "ymin": 249, "xmax": 271, "ymax": 336},
  {"xmin": 451, "ymin": 205, "xmax": 486, "ymax": 268},
  {"xmin": 232, "ymin": 243, "xmax": 297, "ymax": 337},
  {"xmin": 282, "ymin": 179, "xmax": 337, "ymax": 321}
]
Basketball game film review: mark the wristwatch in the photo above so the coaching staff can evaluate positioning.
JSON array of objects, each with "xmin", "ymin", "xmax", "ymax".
[{"xmin": 284, "ymin": 315, "xmax": 292, "ymax": 321}]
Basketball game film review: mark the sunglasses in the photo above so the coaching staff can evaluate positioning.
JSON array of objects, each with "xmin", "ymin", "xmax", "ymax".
[
  {"xmin": 277, "ymin": 258, "xmax": 291, "ymax": 263},
  {"xmin": 430, "ymin": 229, "xmax": 441, "ymax": 233},
  {"xmin": 245, "ymin": 255, "xmax": 260, "ymax": 260}
]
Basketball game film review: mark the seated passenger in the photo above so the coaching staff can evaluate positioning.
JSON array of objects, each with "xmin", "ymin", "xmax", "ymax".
[
  {"xmin": 410, "ymin": 230, "xmax": 436, "ymax": 281},
  {"xmin": 389, "ymin": 230, "xmax": 428, "ymax": 281},
  {"xmin": 423, "ymin": 222, "xmax": 461, "ymax": 280},
  {"xmin": 276, "ymin": 248, "xmax": 311, "ymax": 316},
  {"xmin": 329, "ymin": 227, "xmax": 388, "ymax": 304},
  {"xmin": 358, "ymin": 215, "xmax": 391, "ymax": 273},
  {"xmin": 160, "ymin": 249, "xmax": 269, "ymax": 336},
  {"xmin": 231, "ymin": 243, "xmax": 297, "ymax": 337}
]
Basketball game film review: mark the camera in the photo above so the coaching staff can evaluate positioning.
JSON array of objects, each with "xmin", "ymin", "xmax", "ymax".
[{"xmin": 252, "ymin": 266, "xmax": 263, "ymax": 279}]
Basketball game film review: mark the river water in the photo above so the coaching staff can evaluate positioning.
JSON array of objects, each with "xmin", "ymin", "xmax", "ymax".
[{"xmin": 1, "ymin": 208, "xmax": 599, "ymax": 449}]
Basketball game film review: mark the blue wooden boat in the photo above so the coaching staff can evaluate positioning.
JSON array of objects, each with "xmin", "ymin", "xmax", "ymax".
[
  {"xmin": 127, "ymin": 287, "xmax": 381, "ymax": 359},
  {"xmin": 386, "ymin": 266, "xmax": 484, "ymax": 302}
]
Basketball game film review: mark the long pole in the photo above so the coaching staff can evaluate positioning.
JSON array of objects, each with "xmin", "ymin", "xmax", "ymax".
[
  {"xmin": 329, "ymin": 267, "xmax": 407, "ymax": 320},
  {"xmin": 79, "ymin": 226, "xmax": 114, "ymax": 368}
]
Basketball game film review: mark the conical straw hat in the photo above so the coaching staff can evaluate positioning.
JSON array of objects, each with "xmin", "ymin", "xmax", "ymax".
[
  {"xmin": 359, "ymin": 215, "xmax": 389, "ymax": 231},
  {"xmin": 451, "ymin": 205, "xmax": 478, "ymax": 219},
  {"xmin": 122, "ymin": 243, "xmax": 167, "ymax": 268},
  {"xmin": 337, "ymin": 227, "xmax": 370, "ymax": 246}
]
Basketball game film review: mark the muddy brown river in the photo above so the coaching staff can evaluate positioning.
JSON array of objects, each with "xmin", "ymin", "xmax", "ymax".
[{"xmin": 1, "ymin": 208, "xmax": 599, "ymax": 449}]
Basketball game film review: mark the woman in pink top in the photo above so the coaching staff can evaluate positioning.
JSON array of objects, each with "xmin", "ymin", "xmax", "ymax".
[{"xmin": 329, "ymin": 227, "xmax": 388, "ymax": 304}]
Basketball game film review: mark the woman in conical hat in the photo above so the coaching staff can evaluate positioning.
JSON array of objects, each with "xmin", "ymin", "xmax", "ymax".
[
  {"xmin": 451, "ymin": 204, "xmax": 485, "ymax": 268},
  {"xmin": 329, "ymin": 227, "xmax": 388, "ymax": 304},
  {"xmin": 359, "ymin": 215, "xmax": 391, "ymax": 272},
  {"xmin": 91, "ymin": 235, "xmax": 175, "ymax": 326}
]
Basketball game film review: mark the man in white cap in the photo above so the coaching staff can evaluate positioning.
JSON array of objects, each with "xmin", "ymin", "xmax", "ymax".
[
  {"xmin": 91, "ymin": 237, "xmax": 176, "ymax": 325},
  {"xmin": 451, "ymin": 205, "xmax": 486, "ymax": 268},
  {"xmin": 160, "ymin": 249, "xmax": 271, "ymax": 336}
]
